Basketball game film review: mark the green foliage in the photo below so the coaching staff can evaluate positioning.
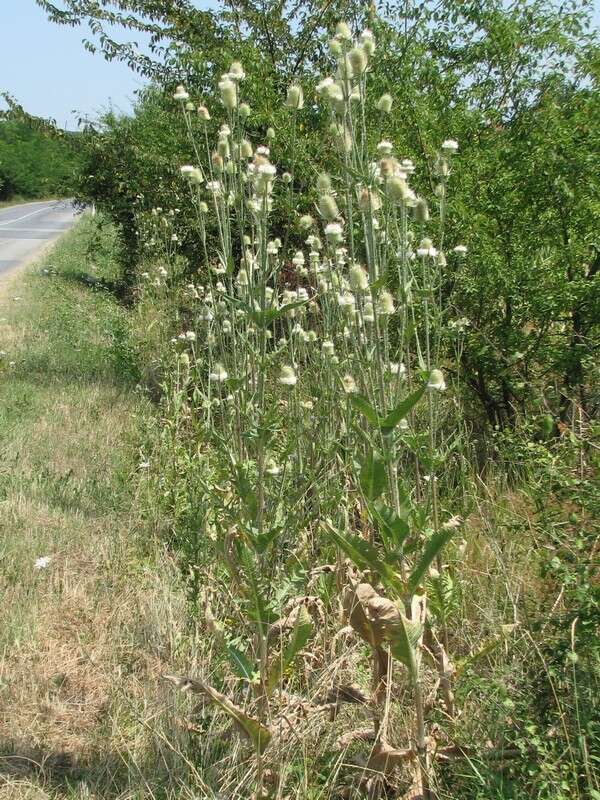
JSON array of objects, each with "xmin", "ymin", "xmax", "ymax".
[
  {"xmin": 62, "ymin": 0, "xmax": 600, "ymax": 426},
  {"xmin": 34, "ymin": 2, "xmax": 600, "ymax": 798},
  {"xmin": 0, "ymin": 107, "xmax": 80, "ymax": 200}
]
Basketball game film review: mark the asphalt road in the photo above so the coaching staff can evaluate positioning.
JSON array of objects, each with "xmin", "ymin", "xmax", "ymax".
[{"xmin": 0, "ymin": 199, "xmax": 78, "ymax": 277}]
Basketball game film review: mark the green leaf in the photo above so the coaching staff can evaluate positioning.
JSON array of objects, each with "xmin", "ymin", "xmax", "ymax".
[
  {"xmin": 234, "ymin": 464, "xmax": 258, "ymax": 520},
  {"xmin": 226, "ymin": 645, "xmax": 255, "ymax": 681},
  {"xmin": 236, "ymin": 541, "xmax": 271, "ymax": 634},
  {"xmin": 369, "ymin": 502, "xmax": 410, "ymax": 551},
  {"xmin": 408, "ymin": 530, "xmax": 453, "ymax": 594},
  {"xmin": 350, "ymin": 394, "xmax": 380, "ymax": 427},
  {"xmin": 252, "ymin": 525, "xmax": 281, "ymax": 554},
  {"xmin": 266, "ymin": 605, "xmax": 312, "ymax": 693},
  {"xmin": 360, "ymin": 450, "xmax": 386, "ymax": 501},
  {"xmin": 325, "ymin": 523, "xmax": 404, "ymax": 597},
  {"xmin": 380, "ymin": 386, "xmax": 425, "ymax": 434}
]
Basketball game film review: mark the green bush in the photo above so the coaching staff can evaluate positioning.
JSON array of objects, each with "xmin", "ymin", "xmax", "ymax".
[{"xmin": 0, "ymin": 118, "xmax": 80, "ymax": 201}]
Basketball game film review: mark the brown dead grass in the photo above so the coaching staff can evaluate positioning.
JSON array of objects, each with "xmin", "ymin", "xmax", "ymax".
[{"xmin": 0, "ymin": 240, "xmax": 193, "ymax": 799}]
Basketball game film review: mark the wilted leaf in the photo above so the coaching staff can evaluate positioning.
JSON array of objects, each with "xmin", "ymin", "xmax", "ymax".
[
  {"xmin": 163, "ymin": 674, "xmax": 272, "ymax": 753},
  {"xmin": 344, "ymin": 583, "xmax": 422, "ymax": 679},
  {"xmin": 367, "ymin": 741, "xmax": 416, "ymax": 773},
  {"xmin": 266, "ymin": 604, "xmax": 312, "ymax": 693}
]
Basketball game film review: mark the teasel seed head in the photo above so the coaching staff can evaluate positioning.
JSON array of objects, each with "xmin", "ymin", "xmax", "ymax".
[
  {"xmin": 318, "ymin": 194, "xmax": 340, "ymax": 221},
  {"xmin": 377, "ymin": 93, "xmax": 393, "ymax": 113}
]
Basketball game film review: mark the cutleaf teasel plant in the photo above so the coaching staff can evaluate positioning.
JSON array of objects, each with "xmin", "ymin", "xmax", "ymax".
[{"xmin": 156, "ymin": 20, "xmax": 484, "ymax": 800}]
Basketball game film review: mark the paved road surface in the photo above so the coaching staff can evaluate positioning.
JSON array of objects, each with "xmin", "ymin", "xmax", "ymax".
[{"xmin": 0, "ymin": 199, "xmax": 78, "ymax": 277}]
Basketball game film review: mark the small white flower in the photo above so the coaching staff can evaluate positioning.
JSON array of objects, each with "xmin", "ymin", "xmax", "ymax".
[
  {"xmin": 389, "ymin": 362, "xmax": 406, "ymax": 376},
  {"xmin": 337, "ymin": 291, "xmax": 356, "ymax": 312},
  {"xmin": 441, "ymin": 139, "xmax": 459, "ymax": 153},
  {"xmin": 322, "ymin": 339, "xmax": 335, "ymax": 356},
  {"xmin": 325, "ymin": 222, "xmax": 343, "ymax": 243},
  {"xmin": 185, "ymin": 331, "xmax": 196, "ymax": 341},
  {"xmin": 292, "ymin": 250, "xmax": 305, "ymax": 267},
  {"xmin": 34, "ymin": 556, "xmax": 52, "ymax": 570},
  {"xmin": 258, "ymin": 163, "xmax": 277, "ymax": 178},
  {"xmin": 316, "ymin": 76, "xmax": 334, "ymax": 95},
  {"xmin": 377, "ymin": 140, "xmax": 393, "ymax": 155},
  {"xmin": 453, "ymin": 245, "xmax": 468, "ymax": 255}
]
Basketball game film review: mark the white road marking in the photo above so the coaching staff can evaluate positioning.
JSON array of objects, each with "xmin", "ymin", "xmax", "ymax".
[
  {"xmin": 0, "ymin": 228, "xmax": 69, "ymax": 233},
  {"xmin": 0, "ymin": 203, "xmax": 55, "ymax": 227}
]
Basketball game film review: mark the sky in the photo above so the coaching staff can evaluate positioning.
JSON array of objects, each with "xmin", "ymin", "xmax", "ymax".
[{"xmin": 0, "ymin": 0, "xmax": 153, "ymax": 129}]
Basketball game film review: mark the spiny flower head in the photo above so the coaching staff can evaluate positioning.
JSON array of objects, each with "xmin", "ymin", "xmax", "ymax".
[
  {"xmin": 209, "ymin": 363, "xmax": 228, "ymax": 382},
  {"xmin": 285, "ymin": 84, "xmax": 304, "ymax": 110},
  {"xmin": 427, "ymin": 368, "xmax": 446, "ymax": 391},
  {"xmin": 173, "ymin": 85, "xmax": 189, "ymax": 102},
  {"xmin": 279, "ymin": 365, "xmax": 297, "ymax": 386}
]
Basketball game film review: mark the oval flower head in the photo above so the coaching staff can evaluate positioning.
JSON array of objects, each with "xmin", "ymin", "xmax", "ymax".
[
  {"xmin": 360, "ymin": 28, "xmax": 376, "ymax": 56},
  {"xmin": 427, "ymin": 368, "xmax": 446, "ymax": 391},
  {"xmin": 219, "ymin": 77, "xmax": 238, "ymax": 110},
  {"xmin": 378, "ymin": 290, "xmax": 395, "ymax": 315},
  {"xmin": 349, "ymin": 263, "xmax": 369, "ymax": 292},
  {"xmin": 209, "ymin": 363, "xmax": 228, "ymax": 382},
  {"xmin": 173, "ymin": 84, "xmax": 189, "ymax": 102},
  {"xmin": 342, "ymin": 374, "xmax": 358, "ymax": 394},
  {"xmin": 377, "ymin": 93, "xmax": 393, "ymax": 113},
  {"xmin": 325, "ymin": 222, "xmax": 344, "ymax": 244},
  {"xmin": 279, "ymin": 365, "xmax": 297, "ymax": 386},
  {"xmin": 34, "ymin": 555, "xmax": 52, "ymax": 570},
  {"xmin": 229, "ymin": 60, "xmax": 245, "ymax": 81},
  {"xmin": 285, "ymin": 84, "xmax": 304, "ymax": 110},
  {"xmin": 265, "ymin": 457, "xmax": 281, "ymax": 476},
  {"xmin": 453, "ymin": 244, "xmax": 468, "ymax": 255}
]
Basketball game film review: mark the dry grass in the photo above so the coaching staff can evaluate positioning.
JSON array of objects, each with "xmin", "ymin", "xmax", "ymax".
[{"xmin": 0, "ymin": 223, "xmax": 197, "ymax": 800}]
